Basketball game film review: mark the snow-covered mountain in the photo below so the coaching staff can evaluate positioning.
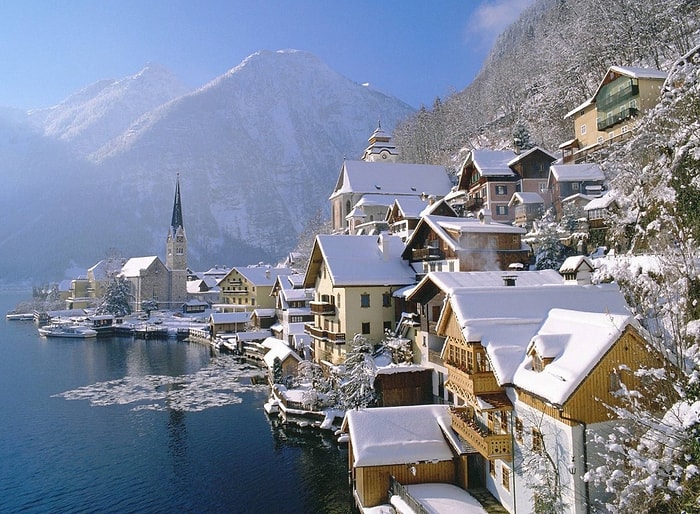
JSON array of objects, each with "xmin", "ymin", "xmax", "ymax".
[{"xmin": 0, "ymin": 50, "xmax": 415, "ymax": 281}]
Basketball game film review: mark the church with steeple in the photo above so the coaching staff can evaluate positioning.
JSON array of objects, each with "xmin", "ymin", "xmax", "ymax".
[
  {"xmin": 120, "ymin": 174, "xmax": 189, "ymax": 311},
  {"xmin": 328, "ymin": 122, "xmax": 453, "ymax": 234},
  {"xmin": 165, "ymin": 173, "xmax": 188, "ymax": 306}
]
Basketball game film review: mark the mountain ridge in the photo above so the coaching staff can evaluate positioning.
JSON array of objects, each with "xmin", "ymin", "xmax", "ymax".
[{"xmin": 0, "ymin": 50, "xmax": 415, "ymax": 282}]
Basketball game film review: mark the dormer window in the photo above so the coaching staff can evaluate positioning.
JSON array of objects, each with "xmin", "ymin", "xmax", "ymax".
[
  {"xmin": 532, "ymin": 353, "xmax": 545, "ymax": 372},
  {"xmin": 530, "ymin": 350, "xmax": 553, "ymax": 372}
]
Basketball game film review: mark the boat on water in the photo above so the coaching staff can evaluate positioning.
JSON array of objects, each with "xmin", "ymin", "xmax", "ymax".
[
  {"xmin": 38, "ymin": 323, "xmax": 98, "ymax": 338},
  {"xmin": 5, "ymin": 312, "xmax": 34, "ymax": 321}
]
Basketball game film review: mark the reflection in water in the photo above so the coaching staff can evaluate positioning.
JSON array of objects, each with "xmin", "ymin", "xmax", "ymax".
[{"xmin": 267, "ymin": 416, "xmax": 355, "ymax": 514}]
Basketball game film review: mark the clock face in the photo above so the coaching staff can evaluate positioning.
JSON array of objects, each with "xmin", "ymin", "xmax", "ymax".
[{"xmin": 381, "ymin": 152, "xmax": 387, "ymax": 159}]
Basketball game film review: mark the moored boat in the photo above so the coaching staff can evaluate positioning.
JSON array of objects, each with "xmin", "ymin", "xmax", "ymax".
[
  {"xmin": 5, "ymin": 312, "xmax": 34, "ymax": 321},
  {"xmin": 38, "ymin": 323, "xmax": 98, "ymax": 338}
]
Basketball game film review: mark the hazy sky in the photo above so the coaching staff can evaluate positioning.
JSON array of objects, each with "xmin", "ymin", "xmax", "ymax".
[{"xmin": 0, "ymin": 0, "xmax": 534, "ymax": 110}]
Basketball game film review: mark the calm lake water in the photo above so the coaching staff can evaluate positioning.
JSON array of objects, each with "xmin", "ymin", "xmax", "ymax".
[{"xmin": 0, "ymin": 291, "xmax": 353, "ymax": 513}]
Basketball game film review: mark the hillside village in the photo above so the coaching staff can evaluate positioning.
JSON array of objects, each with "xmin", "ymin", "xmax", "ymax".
[{"xmin": 21, "ymin": 48, "xmax": 700, "ymax": 514}]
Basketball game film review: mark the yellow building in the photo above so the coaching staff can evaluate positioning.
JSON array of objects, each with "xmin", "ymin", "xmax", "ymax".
[
  {"xmin": 218, "ymin": 265, "xmax": 295, "ymax": 310},
  {"xmin": 561, "ymin": 65, "xmax": 666, "ymax": 163},
  {"xmin": 302, "ymin": 234, "xmax": 416, "ymax": 365}
]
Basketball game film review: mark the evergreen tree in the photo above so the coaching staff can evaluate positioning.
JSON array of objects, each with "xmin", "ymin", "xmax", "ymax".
[
  {"xmin": 97, "ymin": 275, "xmax": 132, "ymax": 317},
  {"xmin": 529, "ymin": 209, "xmax": 571, "ymax": 270},
  {"xmin": 339, "ymin": 334, "xmax": 378, "ymax": 410},
  {"xmin": 272, "ymin": 356, "xmax": 283, "ymax": 384}
]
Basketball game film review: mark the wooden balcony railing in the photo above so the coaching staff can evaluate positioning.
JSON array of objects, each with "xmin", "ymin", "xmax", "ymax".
[
  {"xmin": 411, "ymin": 247, "xmax": 444, "ymax": 261},
  {"xmin": 445, "ymin": 362, "xmax": 501, "ymax": 395},
  {"xmin": 450, "ymin": 406, "xmax": 512, "ymax": 460},
  {"xmin": 304, "ymin": 323, "xmax": 346, "ymax": 344},
  {"xmin": 310, "ymin": 301, "xmax": 335, "ymax": 316}
]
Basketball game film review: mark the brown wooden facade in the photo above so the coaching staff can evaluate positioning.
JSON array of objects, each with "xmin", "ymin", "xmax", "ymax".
[{"xmin": 348, "ymin": 437, "xmax": 468, "ymax": 509}]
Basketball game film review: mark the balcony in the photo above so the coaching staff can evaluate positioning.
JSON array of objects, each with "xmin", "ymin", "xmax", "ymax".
[
  {"xmin": 310, "ymin": 301, "xmax": 335, "ymax": 316},
  {"xmin": 445, "ymin": 362, "xmax": 501, "ymax": 395},
  {"xmin": 412, "ymin": 247, "xmax": 444, "ymax": 261},
  {"xmin": 596, "ymin": 83, "xmax": 639, "ymax": 111},
  {"xmin": 597, "ymin": 107, "xmax": 638, "ymax": 131},
  {"xmin": 463, "ymin": 196, "xmax": 484, "ymax": 212},
  {"xmin": 305, "ymin": 323, "xmax": 346, "ymax": 344},
  {"xmin": 450, "ymin": 406, "xmax": 512, "ymax": 460}
]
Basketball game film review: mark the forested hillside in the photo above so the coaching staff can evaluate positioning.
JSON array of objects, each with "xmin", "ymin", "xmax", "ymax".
[
  {"xmin": 393, "ymin": 3, "xmax": 700, "ymax": 511},
  {"xmin": 394, "ymin": 0, "xmax": 700, "ymax": 171}
]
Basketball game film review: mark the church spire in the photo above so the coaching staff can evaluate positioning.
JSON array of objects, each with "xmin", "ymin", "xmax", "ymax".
[{"xmin": 171, "ymin": 173, "xmax": 184, "ymax": 232}]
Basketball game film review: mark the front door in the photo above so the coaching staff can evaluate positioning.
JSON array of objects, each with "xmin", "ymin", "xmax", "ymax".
[{"xmin": 467, "ymin": 453, "xmax": 485, "ymax": 488}]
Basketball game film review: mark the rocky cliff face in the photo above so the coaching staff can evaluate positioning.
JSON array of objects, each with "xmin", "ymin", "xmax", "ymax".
[{"xmin": 0, "ymin": 50, "xmax": 414, "ymax": 281}]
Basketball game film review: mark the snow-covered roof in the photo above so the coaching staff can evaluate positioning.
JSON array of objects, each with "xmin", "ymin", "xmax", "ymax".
[
  {"xmin": 513, "ymin": 309, "xmax": 633, "ymax": 405},
  {"xmin": 508, "ymin": 191, "xmax": 544, "ymax": 206},
  {"xmin": 330, "ymin": 160, "xmax": 452, "ymax": 200},
  {"xmin": 415, "ymin": 214, "xmax": 525, "ymax": 251},
  {"xmin": 252, "ymin": 308, "xmax": 276, "ymax": 318},
  {"xmin": 389, "ymin": 196, "xmax": 434, "ymax": 220},
  {"xmin": 549, "ymin": 163, "xmax": 605, "ymax": 183},
  {"xmin": 305, "ymin": 234, "xmax": 416, "ymax": 288},
  {"xmin": 561, "ymin": 193, "xmax": 597, "ymax": 206},
  {"xmin": 467, "ymin": 149, "xmax": 516, "ymax": 177},
  {"xmin": 344, "ymin": 404, "xmax": 464, "ymax": 467},
  {"xmin": 209, "ymin": 312, "xmax": 251, "ymax": 324},
  {"xmin": 89, "ymin": 258, "xmax": 124, "ymax": 281},
  {"xmin": 559, "ymin": 255, "xmax": 594, "ymax": 274},
  {"xmin": 354, "ymin": 194, "xmax": 396, "ymax": 208},
  {"xmin": 262, "ymin": 337, "xmax": 301, "ymax": 367},
  {"xmin": 445, "ymin": 283, "xmax": 632, "ymax": 397},
  {"xmin": 608, "ymin": 65, "xmax": 668, "ymax": 80},
  {"xmin": 506, "ymin": 146, "xmax": 557, "ymax": 167},
  {"xmin": 234, "ymin": 265, "xmax": 295, "ymax": 286},
  {"xmin": 409, "ymin": 270, "xmax": 563, "ymax": 300},
  {"xmin": 584, "ymin": 191, "xmax": 617, "ymax": 211},
  {"xmin": 120, "ymin": 256, "xmax": 162, "ymax": 277}
]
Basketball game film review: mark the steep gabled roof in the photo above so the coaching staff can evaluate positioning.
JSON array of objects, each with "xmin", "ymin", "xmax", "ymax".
[
  {"xmin": 303, "ymin": 234, "xmax": 416, "ymax": 288},
  {"xmin": 463, "ymin": 149, "xmax": 516, "ymax": 178},
  {"xmin": 234, "ymin": 265, "xmax": 295, "ymax": 286},
  {"xmin": 120, "ymin": 256, "xmax": 163, "ymax": 277},
  {"xmin": 513, "ymin": 309, "xmax": 633, "ymax": 405},
  {"xmin": 402, "ymin": 214, "xmax": 525, "ymax": 259},
  {"xmin": 507, "ymin": 146, "xmax": 557, "ymax": 167},
  {"xmin": 508, "ymin": 191, "xmax": 545, "ymax": 206},
  {"xmin": 440, "ymin": 283, "xmax": 633, "ymax": 405}
]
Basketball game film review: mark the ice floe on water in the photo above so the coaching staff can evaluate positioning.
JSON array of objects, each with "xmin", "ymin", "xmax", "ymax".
[{"xmin": 54, "ymin": 355, "xmax": 268, "ymax": 412}]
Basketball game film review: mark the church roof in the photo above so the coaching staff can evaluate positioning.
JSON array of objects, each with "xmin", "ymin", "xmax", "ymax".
[{"xmin": 329, "ymin": 160, "xmax": 452, "ymax": 200}]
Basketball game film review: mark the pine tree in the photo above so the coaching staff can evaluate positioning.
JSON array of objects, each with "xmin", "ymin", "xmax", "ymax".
[
  {"xmin": 339, "ymin": 334, "xmax": 378, "ymax": 410},
  {"xmin": 97, "ymin": 275, "xmax": 132, "ymax": 317}
]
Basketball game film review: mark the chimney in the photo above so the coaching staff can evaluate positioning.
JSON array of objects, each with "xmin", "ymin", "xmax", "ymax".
[
  {"xmin": 378, "ymin": 234, "xmax": 390, "ymax": 260},
  {"xmin": 478, "ymin": 207, "xmax": 492, "ymax": 224},
  {"xmin": 503, "ymin": 275, "xmax": 517, "ymax": 287}
]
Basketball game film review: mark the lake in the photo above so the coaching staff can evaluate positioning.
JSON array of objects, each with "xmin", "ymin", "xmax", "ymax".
[{"xmin": 0, "ymin": 291, "xmax": 354, "ymax": 513}]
